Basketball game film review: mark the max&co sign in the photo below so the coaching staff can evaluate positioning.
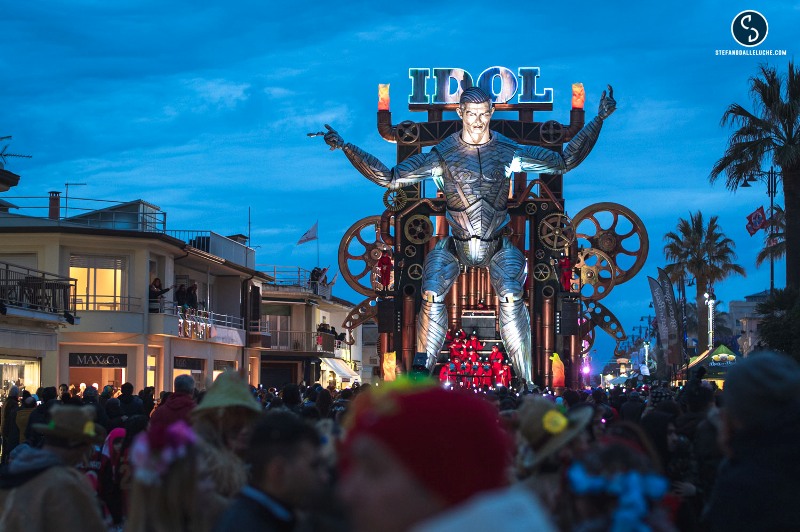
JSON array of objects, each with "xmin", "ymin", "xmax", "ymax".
[{"xmin": 69, "ymin": 353, "xmax": 128, "ymax": 368}]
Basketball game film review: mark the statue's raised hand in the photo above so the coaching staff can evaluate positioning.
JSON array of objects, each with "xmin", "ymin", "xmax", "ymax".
[
  {"xmin": 598, "ymin": 85, "xmax": 616, "ymax": 120},
  {"xmin": 323, "ymin": 124, "xmax": 344, "ymax": 151}
]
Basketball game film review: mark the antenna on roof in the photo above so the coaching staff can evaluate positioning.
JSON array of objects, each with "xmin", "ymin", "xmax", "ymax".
[
  {"xmin": 64, "ymin": 182, "xmax": 87, "ymax": 218},
  {"xmin": 0, "ymin": 136, "xmax": 32, "ymax": 169}
]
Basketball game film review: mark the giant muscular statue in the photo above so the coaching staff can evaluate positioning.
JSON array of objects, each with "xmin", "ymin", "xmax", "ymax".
[{"xmin": 321, "ymin": 86, "xmax": 615, "ymax": 383}]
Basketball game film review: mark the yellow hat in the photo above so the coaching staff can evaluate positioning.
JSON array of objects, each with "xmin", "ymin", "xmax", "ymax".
[{"xmin": 192, "ymin": 371, "xmax": 261, "ymax": 415}]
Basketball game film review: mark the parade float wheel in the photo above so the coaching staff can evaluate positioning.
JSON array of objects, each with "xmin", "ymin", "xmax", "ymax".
[
  {"xmin": 383, "ymin": 188, "xmax": 408, "ymax": 212},
  {"xmin": 338, "ymin": 216, "xmax": 386, "ymax": 297},
  {"xmin": 407, "ymin": 263, "xmax": 424, "ymax": 281},
  {"xmin": 540, "ymin": 120, "xmax": 565, "ymax": 144},
  {"xmin": 580, "ymin": 299, "xmax": 627, "ymax": 348},
  {"xmin": 525, "ymin": 202, "xmax": 538, "ymax": 215},
  {"xmin": 573, "ymin": 202, "xmax": 648, "ymax": 285},
  {"xmin": 538, "ymin": 213, "xmax": 575, "ymax": 250},
  {"xmin": 404, "ymin": 245, "xmax": 417, "ymax": 258},
  {"xmin": 396, "ymin": 120, "xmax": 420, "ymax": 144},
  {"xmin": 403, "ymin": 214, "xmax": 433, "ymax": 245},
  {"xmin": 571, "ymin": 248, "xmax": 616, "ymax": 301}
]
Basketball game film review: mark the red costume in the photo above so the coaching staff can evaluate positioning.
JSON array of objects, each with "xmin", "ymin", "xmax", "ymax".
[
  {"xmin": 465, "ymin": 346, "xmax": 478, "ymax": 364},
  {"xmin": 559, "ymin": 256, "xmax": 572, "ymax": 292},
  {"xmin": 377, "ymin": 252, "xmax": 393, "ymax": 288},
  {"xmin": 489, "ymin": 345, "xmax": 504, "ymax": 364},
  {"xmin": 499, "ymin": 363, "xmax": 512, "ymax": 387},
  {"xmin": 458, "ymin": 362, "xmax": 471, "ymax": 387},
  {"xmin": 439, "ymin": 363, "xmax": 452, "ymax": 385},
  {"xmin": 465, "ymin": 334, "xmax": 484, "ymax": 353},
  {"xmin": 449, "ymin": 339, "xmax": 466, "ymax": 360},
  {"xmin": 491, "ymin": 361, "xmax": 504, "ymax": 386},
  {"xmin": 478, "ymin": 363, "xmax": 493, "ymax": 388}
]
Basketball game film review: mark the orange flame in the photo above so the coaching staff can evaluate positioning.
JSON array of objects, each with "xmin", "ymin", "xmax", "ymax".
[
  {"xmin": 378, "ymin": 84, "xmax": 390, "ymax": 111},
  {"xmin": 572, "ymin": 83, "xmax": 585, "ymax": 110}
]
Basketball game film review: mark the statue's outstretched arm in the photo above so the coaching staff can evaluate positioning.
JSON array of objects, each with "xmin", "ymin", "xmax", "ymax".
[
  {"xmin": 323, "ymin": 124, "xmax": 441, "ymax": 188},
  {"xmin": 516, "ymin": 85, "xmax": 616, "ymax": 175}
]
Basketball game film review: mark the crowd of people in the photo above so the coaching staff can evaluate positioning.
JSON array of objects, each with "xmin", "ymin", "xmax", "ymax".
[{"xmin": 0, "ymin": 350, "xmax": 798, "ymax": 531}]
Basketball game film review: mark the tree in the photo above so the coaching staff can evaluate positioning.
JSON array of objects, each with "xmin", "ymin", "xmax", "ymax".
[
  {"xmin": 755, "ymin": 204, "xmax": 786, "ymax": 268},
  {"xmin": 664, "ymin": 212, "xmax": 746, "ymax": 353},
  {"xmin": 711, "ymin": 61, "xmax": 800, "ymax": 289},
  {"xmin": 755, "ymin": 288, "xmax": 800, "ymax": 362}
]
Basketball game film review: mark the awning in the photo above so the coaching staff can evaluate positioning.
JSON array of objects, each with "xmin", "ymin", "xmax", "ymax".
[{"xmin": 322, "ymin": 357, "xmax": 359, "ymax": 381}]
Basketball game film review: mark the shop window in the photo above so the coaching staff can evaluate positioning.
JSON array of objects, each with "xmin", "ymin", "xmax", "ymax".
[
  {"xmin": 0, "ymin": 357, "xmax": 41, "ymax": 401},
  {"xmin": 70, "ymin": 255, "xmax": 128, "ymax": 311}
]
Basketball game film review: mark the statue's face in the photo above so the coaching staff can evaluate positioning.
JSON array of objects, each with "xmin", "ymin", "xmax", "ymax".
[{"xmin": 457, "ymin": 101, "xmax": 493, "ymax": 144}]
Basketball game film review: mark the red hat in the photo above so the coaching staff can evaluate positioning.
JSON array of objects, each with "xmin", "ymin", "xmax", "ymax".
[{"xmin": 342, "ymin": 385, "xmax": 512, "ymax": 507}]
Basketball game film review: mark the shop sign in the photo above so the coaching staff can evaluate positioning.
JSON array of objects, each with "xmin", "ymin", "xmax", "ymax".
[
  {"xmin": 174, "ymin": 357, "xmax": 204, "ymax": 371},
  {"xmin": 213, "ymin": 360, "xmax": 236, "ymax": 371},
  {"xmin": 408, "ymin": 66, "xmax": 553, "ymax": 105},
  {"xmin": 69, "ymin": 353, "xmax": 128, "ymax": 368}
]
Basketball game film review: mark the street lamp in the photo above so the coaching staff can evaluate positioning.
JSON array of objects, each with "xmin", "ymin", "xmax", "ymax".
[
  {"xmin": 742, "ymin": 166, "xmax": 779, "ymax": 293},
  {"xmin": 703, "ymin": 291, "xmax": 716, "ymax": 351}
]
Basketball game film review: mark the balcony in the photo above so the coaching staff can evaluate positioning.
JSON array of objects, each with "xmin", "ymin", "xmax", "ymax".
[
  {"xmin": 166, "ymin": 230, "xmax": 256, "ymax": 268},
  {"xmin": 259, "ymin": 266, "xmax": 333, "ymax": 299},
  {"xmin": 264, "ymin": 330, "xmax": 350, "ymax": 357},
  {"xmin": 0, "ymin": 261, "xmax": 76, "ymax": 323}
]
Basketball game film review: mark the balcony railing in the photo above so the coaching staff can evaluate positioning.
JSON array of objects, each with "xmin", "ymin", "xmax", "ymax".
[
  {"xmin": 175, "ymin": 306, "xmax": 244, "ymax": 329},
  {"xmin": 259, "ymin": 265, "xmax": 332, "ymax": 299},
  {"xmin": 74, "ymin": 295, "xmax": 142, "ymax": 312},
  {"xmin": 0, "ymin": 261, "xmax": 76, "ymax": 314},
  {"xmin": 166, "ymin": 230, "xmax": 255, "ymax": 268},
  {"xmin": 268, "ymin": 331, "xmax": 342, "ymax": 353}
]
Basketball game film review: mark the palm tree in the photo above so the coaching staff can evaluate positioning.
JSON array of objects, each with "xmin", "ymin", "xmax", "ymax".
[
  {"xmin": 754, "ymin": 288, "xmax": 800, "ymax": 361},
  {"xmin": 755, "ymin": 204, "xmax": 786, "ymax": 267},
  {"xmin": 664, "ymin": 212, "xmax": 746, "ymax": 353},
  {"xmin": 710, "ymin": 61, "xmax": 800, "ymax": 289}
]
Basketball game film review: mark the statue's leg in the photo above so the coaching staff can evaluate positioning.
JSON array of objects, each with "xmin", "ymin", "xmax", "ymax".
[
  {"xmin": 489, "ymin": 238, "xmax": 532, "ymax": 384},
  {"xmin": 417, "ymin": 237, "xmax": 460, "ymax": 370}
]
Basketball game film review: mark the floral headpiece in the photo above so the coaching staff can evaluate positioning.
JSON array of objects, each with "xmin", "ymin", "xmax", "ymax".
[{"xmin": 131, "ymin": 421, "xmax": 197, "ymax": 485}]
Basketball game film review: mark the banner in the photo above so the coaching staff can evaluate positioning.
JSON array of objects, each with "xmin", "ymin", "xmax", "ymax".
[
  {"xmin": 648, "ymin": 277, "xmax": 670, "ymax": 353},
  {"xmin": 297, "ymin": 221, "xmax": 319, "ymax": 245},
  {"xmin": 657, "ymin": 268, "xmax": 682, "ymax": 364},
  {"xmin": 746, "ymin": 206, "xmax": 767, "ymax": 236}
]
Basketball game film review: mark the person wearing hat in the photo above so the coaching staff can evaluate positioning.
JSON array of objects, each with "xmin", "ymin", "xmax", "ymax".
[
  {"xmin": 465, "ymin": 331, "xmax": 485, "ymax": 353},
  {"xmin": 0, "ymin": 405, "xmax": 106, "ymax": 530},
  {"xmin": 516, "ymin": 396, "xmax": 593, "ymax": 514},
  {"xmin": 192, "ymin": 371, "xmax": 263, "ymax": 515},
  {"xmin": 704, "ymin": 351, "xmax": 800, "ymax": 531},
  {"xmin": 340, "ymin": 384, "xmax": 553, "ymax": 532}
]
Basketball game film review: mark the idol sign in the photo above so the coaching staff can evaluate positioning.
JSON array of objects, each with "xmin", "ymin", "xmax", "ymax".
[{"xmin": 408, "ymin": 66, "xmax": 553, "ymax": 105}]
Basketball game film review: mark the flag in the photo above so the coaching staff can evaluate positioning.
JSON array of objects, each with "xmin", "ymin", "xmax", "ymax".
[
  {"xmin": 746, "ymin": 206, "xmax": 767, "ymax": 236},
  {"xmin": 297, "ymin": 221, "xmax": 318, "ymax": 245}
]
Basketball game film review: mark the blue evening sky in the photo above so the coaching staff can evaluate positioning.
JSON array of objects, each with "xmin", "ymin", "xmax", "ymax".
[{"xmin": 3, "ymin": 1, "xmax": 798, "ymax": 372}]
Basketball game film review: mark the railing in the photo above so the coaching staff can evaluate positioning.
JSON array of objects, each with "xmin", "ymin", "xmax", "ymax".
[
  {"xmin": 74, "ymin": 295, "xmax": 142, "ymax": 312},
  {"xmin": 258, "ymin": 265, "xmax": 332, "ymax": 299},
  {"xmin": 0, "ymin": 261, "xmax": 76, "ymax": 314},
  {"xmin": 268, "ymin": 330, "xmax": 338, "ymax": 353},
  {"xmin": 175, "ymin": 306, "xmax": 244, "ymax": 329},
  {"xmin": 249, "ymin": 319, "xmax": 270, "ymax": 333},
  {"xmin": 166, "ymin": 230, "xmax": 255, "ymax": 268}
]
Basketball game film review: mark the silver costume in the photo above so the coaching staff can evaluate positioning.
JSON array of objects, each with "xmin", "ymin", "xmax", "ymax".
[{"xmin": 325, "ymin": 88, "xmax": 615, "ymax": 383}]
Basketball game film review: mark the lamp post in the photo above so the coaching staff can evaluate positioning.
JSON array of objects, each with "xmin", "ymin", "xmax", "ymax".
[
  {"xmin": 742, "ymin": 166, "xmax": 778, "ymax": 294},
  {"xmin": 703, "ymin": 291, "xmax": 716, "ymax": 351}
]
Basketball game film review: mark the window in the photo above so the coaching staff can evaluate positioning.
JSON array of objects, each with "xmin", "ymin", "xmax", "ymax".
[{"xmin": 70, "ymin": 255, "xmax": 128, "ymax": 311}]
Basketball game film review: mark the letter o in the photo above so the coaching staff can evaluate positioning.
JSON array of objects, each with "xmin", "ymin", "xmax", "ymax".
[{"xmin": 477, "ymin": 66, "xmax": 518, "ymax": 104}]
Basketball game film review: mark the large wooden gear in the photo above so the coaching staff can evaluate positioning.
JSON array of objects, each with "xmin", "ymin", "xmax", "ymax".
[
  {"xmin": 571, "ymin": 248, "xmax": 616, "ymax": 301},
  {"xmin": 338, "ymin": 216, "xmax": 388, "ymax": 297},
  {"xmin": 573, "ymin": 202, "xmax": 649, "ymax": 284}
]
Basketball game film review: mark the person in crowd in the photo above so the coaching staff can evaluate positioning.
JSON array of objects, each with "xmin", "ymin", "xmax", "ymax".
[
  {"xmin": 118, "ymin": 382, "xmax": 144, "ymax": 417},
  {"xmin": 316, "ymin": 388, "xmax": 333, "ymax": 419},
  {"xmin": 174, "ymin": 284, "xmax": 188, "ymax": 309},
  {"xmin": 1, "ymin": 386, "xmax": 20, "ymax": 464},
  {"xmin": 148, "ymin": 277, "xmax": 172, "ymax": 313},
  {"xmin": 186, "ymin": 283, "xmax": 199, "ymax": 310},
  {"xmin": 562, "ymin": 438, "xmax": 676, "ymax": 531},
  {"xmin": 150, "ymin": 375, "xmax": 197, "ymax": 430},
  {"xmin": 191, "ymin": 371, "xmax": 262, "ymax": 507},
  {"xmin": 515, "ymin": 396, "xmax": 593, "ymax": 517},
  {"xmin": 14, "ymin": 396, "xmax": 37, "ymax": 446},
  {"xmin": 98, "ymin": 427, "xmax": 127, "ymax": 527},
  {"xmin": 213, "ymin": 412, "xmax": 328, "ymax": 531},
  {"xmin": 106, "ymin": 397, "xmax": 127, "ymax": 431},
  {"xmin": 704, "ymin": 351, "xmax": 800, "ymax": 530},
  {"xmin": 82, "ymin": 385, "xmax": 110, "ymax": 431},
  {"xmin": 140, "ymin": 387, "xmax": 156, "ymax": 416},
  {"xmin": 125, "ymin": 421, "xmax": 219, "ymax": 532},
  {"xmin": 340, "ymin": 383, "xmax": 545, "ymax": 532},
  {"xmin": 24, "ymin": 386, "xmax": 57, "ymax": 448},
  {"xmin": 280, "ymin": 383, "xmax": 303, "ymax": 414},
  {"xmin": 0, "ymin": 405, "xmax": 106, "ymax": 529},
  {"xmin": 621, "ymin": 390, "xmax": 646, "ymax": 423}
]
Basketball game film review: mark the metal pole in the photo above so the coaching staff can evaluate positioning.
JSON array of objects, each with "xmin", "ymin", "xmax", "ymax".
[{"xmin": 769, "ymin": 166, "xmax": 775, "ymax": 294}]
